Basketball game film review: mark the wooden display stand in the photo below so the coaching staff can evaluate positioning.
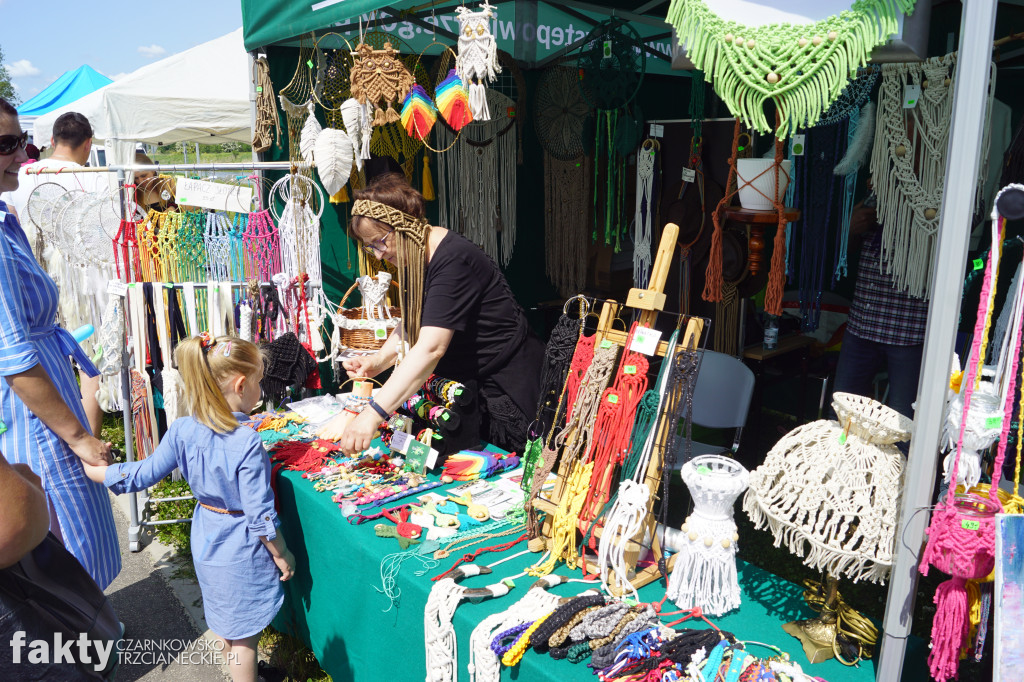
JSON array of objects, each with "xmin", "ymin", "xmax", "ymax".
[
  {"xmin": 722, "ymin": 206, "xmax": 801, "ymax": 275},
  {"xmin": 532, "ymin": 223, "xmax": 705, "ymax": 595}
]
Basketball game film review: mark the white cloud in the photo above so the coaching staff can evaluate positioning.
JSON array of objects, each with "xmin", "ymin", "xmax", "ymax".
[
  {"xmin": 137, "ymin": 44, "xmax": 166, "ymax": 59},
  {"xmin": 8, "ymin": 59, "xmax": 40, "ymax": 78},
  {"xmin": 109, "ymin": 72, "xmax": 131, "ymax": 81}
]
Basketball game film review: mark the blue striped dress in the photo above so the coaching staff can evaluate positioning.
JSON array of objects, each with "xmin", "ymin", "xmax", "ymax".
[{"xmin": 0, "ymin": 201, "xmax": 120, "ymax": 589}]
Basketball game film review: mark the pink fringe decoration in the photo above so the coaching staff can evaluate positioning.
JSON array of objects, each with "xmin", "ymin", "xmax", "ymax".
[{"xmin": 928, "ymin": 577, "xmax": 970, "ymax": 682}]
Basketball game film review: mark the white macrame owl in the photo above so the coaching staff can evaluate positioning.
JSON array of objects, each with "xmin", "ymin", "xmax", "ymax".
[{"xmin": 455, "ymin": 3, "xmax": 501, "ymax": 121}]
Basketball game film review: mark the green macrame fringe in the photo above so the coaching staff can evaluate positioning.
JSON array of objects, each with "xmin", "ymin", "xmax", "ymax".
[{"xmin": 667, "ymin": 0, "xmax": 916, "ymax": 137}]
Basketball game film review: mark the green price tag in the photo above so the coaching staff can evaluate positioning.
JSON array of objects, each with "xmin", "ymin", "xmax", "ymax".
[
  {"xmin": 441, "ymin": 412, "xmax": 450, "ymax": 421},
  {"xmin": 600, "ymin": 339, "xmax": 613, "ymax": 349},
  {"xmin": 986, "ymin": 416, "xmax": 1002, "ymax": 429},
  {"xmin": 961, "ymin": 519, "xmax": 980, "ymax": 531},
  {"xmin": 256, "ymin": 86, "xmax": 263, "ymax": 93},
  {"xmin": 375, "ymin": 327, "xmax": 387, "ymax": 339},
  {"xmin": 454, "ymin": 388, "xmax": 463, "ymax": 396},
  {"xmin": 973, "ymin": 258, "xmax": 984, "ymax": 271},
  {"xmin": 608, "ymin": 395, "xmax": 619, "ymax": 404},
  {"xmin": 603, "ymin": 40, "xmax": 612, "ymax": 58},
  {"xmin": 839, "ymin": 432, "xmax": 847, "ymax": 445},
  {"xmin": 352, "ymin": 381, "xmax": 362, "ymax": 390},
  {"xmin": 502, "ymin": 578, "xmax": 515, "ymax": 589},
  {"xmin": 306, "ymin": 59, "xmax": 314, "ymax": 68},
  {"xmin": 697, "ymin": 465, "xmax": 711, "ymax": 475},
  {"xmin": 624, "ymin": 365, "xmax": 636, "ymax": 375}
]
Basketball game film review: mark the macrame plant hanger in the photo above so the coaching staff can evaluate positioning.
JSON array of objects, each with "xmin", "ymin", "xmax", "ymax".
[{"xmin": 678, "ymin": 71, "xmax": 707, "ymax": 316}]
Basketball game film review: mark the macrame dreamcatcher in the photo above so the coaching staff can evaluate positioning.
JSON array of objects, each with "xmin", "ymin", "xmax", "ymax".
[
  {"xmin": 666, "ymin": 0, "xmax": 916, "ymax": 137},
  {"xmin": 273, "ymin": 173, "xmax": 325, "ymax": 287},
  {"xmin": 821, "ymin": 71, "xmax": 878, "ymax": 284},
  {"xmin": 350, "ymin": 40, "xmax": 416, "ymax": 126},
  {"xmin": 666, "ymin": 454, "xmax": 749, "ymax": 616},
  {"xmin": 576, "ymin": 19, "xmax": 645, "ymax": 252},
  {"xmin": 455, "ymin": 2, "xmax": 501, "ymax": 121},
  {"xmin": 278, "ymin": 39, "xmax": 315, "ymax": 162},
  {"xmin": 870, "ymin": 53, "xmax": 995, "ymax": 299},
  {"xmin": 534, "ymin": 65, "xmax": 591, "ymax": 297},
  {"xmin": 435, "ymin": 50, "xmax": 524, "ymax": 267}
]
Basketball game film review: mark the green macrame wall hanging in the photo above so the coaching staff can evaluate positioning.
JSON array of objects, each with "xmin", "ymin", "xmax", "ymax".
[{"xmin": 666, "ymin": 0, "xmax": 917, "ymax": 138}]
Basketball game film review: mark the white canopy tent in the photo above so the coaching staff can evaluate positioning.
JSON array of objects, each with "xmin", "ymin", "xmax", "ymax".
[{"xmin": 33, "ymin": 29, "xmax": 251, "ymax": 165}]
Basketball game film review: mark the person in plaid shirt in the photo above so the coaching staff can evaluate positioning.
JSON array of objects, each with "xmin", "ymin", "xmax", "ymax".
[{"xmin": 832, "ymin": 194, "xmax": 928, "ymax": 419}]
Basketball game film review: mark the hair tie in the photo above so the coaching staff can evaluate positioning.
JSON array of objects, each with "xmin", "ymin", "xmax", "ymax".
[{"xmin": 198, "ymin": 331, "xmax": 214, "ymax": 352}]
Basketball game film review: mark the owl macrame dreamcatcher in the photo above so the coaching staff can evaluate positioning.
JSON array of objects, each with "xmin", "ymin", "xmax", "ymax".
[
  {"xmin": 455, "ymin": 3, "xmax": 501, "ymax": 121},
  {"xmin": 350, "ymin": 41, "xmax": 416, "ymax": 126}
]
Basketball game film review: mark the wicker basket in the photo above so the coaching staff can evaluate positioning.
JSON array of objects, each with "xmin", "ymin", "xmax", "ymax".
[{"xmin": 335, "ymin": 279, "xmax": 401, "ymax": 352}]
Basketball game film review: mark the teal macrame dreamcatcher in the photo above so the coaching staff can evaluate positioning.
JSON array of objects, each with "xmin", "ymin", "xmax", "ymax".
[
  {"xmin": 667, "ymin": 0, "xmax": 915, "ymax": 138},
  {"xmin": 577, "ymin": 18, "xmax": 646, "ymax": 252}
]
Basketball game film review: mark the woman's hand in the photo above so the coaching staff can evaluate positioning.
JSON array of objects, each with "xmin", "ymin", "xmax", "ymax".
[
  {"xmin": 68, "ymin": 435, "xmax": 112, "ymax": 468},
  {"xmin": 338, "ymin": 410, "xmax": 382, "ymax": 456},
  {"xmin": 342, "ymin": 354, "xmax": 383, "ymax": 379},
  {"xmin": 274, "ymin": 549, "xmax": 295, "ymax": 581}
]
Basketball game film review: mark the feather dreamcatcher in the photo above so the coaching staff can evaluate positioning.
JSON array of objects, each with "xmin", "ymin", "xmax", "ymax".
[
  {"xmin": 455, "ymin": 3, "xmax": 501, "ymax": 121},
  {"xmin": 350, "ymin": 41, "xmax": 416, "ymax": 126}
]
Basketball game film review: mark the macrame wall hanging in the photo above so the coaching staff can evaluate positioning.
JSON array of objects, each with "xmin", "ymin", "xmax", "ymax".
[
  {"xmin": 577, "ymin": 19, "xmax": 645, "ymax": 252},
  {"xmin": 870, "ymin": 53, "xmax": 995, "ymax": 299},
  {"xmin": 633, "ymin": 140, "xmax": 659, "ymax": 287},
  {"xmin": 252, "ymin": 56, "xmax": 280, "ymax": 154},
  {"xmin": 534, "ymin": 65, "xmax": 592, "ymax": 297},
  {"xmin": 351, "ymin": 40, "xmax": 417, "ymax": 126},
  {"xmin": 278, "ymin": 39, "xmax": 316, "ymax": 162},
  {"xmin": 824, "ymin": 71, "xmax": 878, "ymax": 284},
  {"xmin": 666, "ymin": 0, "xmax": 916, "ymax": 138},
  {"xmin": 455, "ymin": 2, "xmax": 501, "ymax": 121},
  {"xmin": 436, "ymin": 50, "xmax": 524, "ymax": 267}
]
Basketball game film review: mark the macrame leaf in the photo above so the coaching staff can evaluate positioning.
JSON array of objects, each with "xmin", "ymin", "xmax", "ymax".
[
  {"xmin": 314, "ymin": 128, "xmax": 354, "ymax": 197},
  {"xmin": 299, "ymin": 102, "xmax": 322, "ymax": 165},
  {"xmin": 666, "ymin": 0, "xmax": 916, "ymax": 137},
  {"xmin": 400, "ymin": 85, "xmax": 438, "ymax": 141},
  {"xmin": 435, "ymin": 70, "xmax": 473, "ymax": 131},
  {"xmin": 339, "ymin": 97, "xmax": 371, "ymax": 165}
]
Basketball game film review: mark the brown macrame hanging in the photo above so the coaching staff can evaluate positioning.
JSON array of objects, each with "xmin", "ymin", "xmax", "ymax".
[
  {"xmin": 350, "ymin": 41, "xmax": 416, "ymax": 126},
  {"xmin": 252, "ymin": 56, "xmax": 280, "ymax": 153},
  {"xmin": 704, "ymin": 116, "xmax": 790, "ymax": 317}
]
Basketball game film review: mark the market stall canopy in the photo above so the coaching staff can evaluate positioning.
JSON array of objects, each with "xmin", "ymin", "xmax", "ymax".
[
  {"xmin": 16, "ymin": 65, "xmax": 112, "ymax": 136},
  {"xmin": 33, "ymin": 29, "xmax": 251, "ymax": 147}
]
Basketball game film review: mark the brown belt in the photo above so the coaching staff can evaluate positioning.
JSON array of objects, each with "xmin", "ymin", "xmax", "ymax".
[{"xmin": 199, "ymin": 502, "xmax": 243, "ymax": 515}]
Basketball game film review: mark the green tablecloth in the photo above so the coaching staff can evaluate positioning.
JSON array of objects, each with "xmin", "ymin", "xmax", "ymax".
[{"xmin": 273, "ymin": 468, "xmax": 926, "ymax": 681}]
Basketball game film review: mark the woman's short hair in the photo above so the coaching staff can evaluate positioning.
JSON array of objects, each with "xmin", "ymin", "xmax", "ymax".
[{"xmin": 0, "ymin": 98, "xmax": 17, "ymax": 119}]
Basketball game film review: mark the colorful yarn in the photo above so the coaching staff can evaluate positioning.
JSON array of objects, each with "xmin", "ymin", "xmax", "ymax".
[
  {"xmin": 441, "ymin": 450, "xmax": 521, "ymax": 481},
  {"xmin": 400, "ymin": 84, "xmax": 438, "ymax": 140},
  {"xmin": 435, "ymin": 70, "xmax": 473, "ymax": 131}
]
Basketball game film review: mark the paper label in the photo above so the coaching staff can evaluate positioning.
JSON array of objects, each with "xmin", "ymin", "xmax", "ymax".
[
  {"xmin": 405, "ymin": 440, "xmax": 431, "ymax": 474},
  {"xmin": 390, "ymin": 430, "xmax": 412, "ymax": 454},
  {"xmin": 624, "ymin": 365, "xmax": 637, "ymax": 375},
  {"xmin": 375, "ymin": 327, "xmax": 388, "ymax": 339},
  {"xmin": 790, "ymin": 134, "xmax": 805, "ymax": 156},
  {"xmin": 681, "ymin": 167, "xmax": 696, "ymax": 183},
  {"xmin": 630, "ymin": 327, "xmax": 662, "ymax": 356},
  {"xmin": 985, "ymin": 416, "xmax": 1002, "ymax": 429},
  {"xmin": 648, "ymin": 123, "xmax": 664, "ymax": 138},
  {"xmin": 697, "ymin": 465, "xmax": 711, "ymax": 475},
  {"xmin": 961, "ymin": 519, "xmax": 980, "ymax": 531},
  {"xmin": 454, "ymin": 388, "xmax": 463, "ymax": 396},
  {"xmin": 107, "ymin": 279, "xmax": 128, "ymax": 297},
  {"xmin": 608, "ymin": 394, "xmax": 619, "ymax": 404},
  {"xmin": 175, "ymin": 177, "xmax": 253, "ymax": 212},
  {"xmin": 600, "ymin": 339, "xmax": 613, "ymax": 349},
  {"xmin": 441, "ymin": 412, "xmax": 450, "ymax": 421},
  {"xmin": 603, "ymin": 40, "xmax": 612, "ymax": 58},
  {"xmin": 903, "ymin": 84, "xmax": 921, "ymax": 108}
]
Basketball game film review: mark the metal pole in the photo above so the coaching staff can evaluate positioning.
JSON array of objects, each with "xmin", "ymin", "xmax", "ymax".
[
  {"xmin": 876, "ymin": 1, "xmax": 999, "ymax": 678},
  {"xmin": 25, "ymin": 161, "xmax": 304, "ymax": 174}
]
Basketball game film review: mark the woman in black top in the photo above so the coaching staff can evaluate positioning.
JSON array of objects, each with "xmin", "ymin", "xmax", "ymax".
[{"xmin": 318, "ymin": 173, "xmax": 543, "ymax": 453}]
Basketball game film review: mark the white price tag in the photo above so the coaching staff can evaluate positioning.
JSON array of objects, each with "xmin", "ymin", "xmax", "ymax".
[
  {"xmin": 107, "ymin": 279, "xmax": 128, "ymax": 297},
  {"xmin": 175, "ymin": 177, "xmax": 253, "ymax": 212},
  {"xmin": 903, "ymin": 84, "xmax": 921, "ymax": 109},
  {"xmin": 648, "ymin": 124, "xmax": 664, "ymax": 138},
  {"xmin": 425, "ymin": 446, "xmax": 440, "ymax": 470},
  {"xmin": 790, "ymin": 134, "xmax": 805, "ymax": 156},
  {"xmin": 629, "ymin": 327, "xmax": 663, "ymax": 356},
  {"xmin": 389, "ymin": 429, "xmax": 412, "ymax": 454},
  {"xmin": 681, "ymin": 167, "xmax": 696, "ymax": 183}
]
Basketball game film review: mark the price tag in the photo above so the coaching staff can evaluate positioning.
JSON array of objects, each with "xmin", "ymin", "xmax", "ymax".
[
  {"xmin": 256, "ymin": 86, "xmax": 263, "ymax": 93},
  {"xmin": 306, "ymin": 59, "xmax": 314, "ymax": 69},
  {"xmin": 986, "ymin": 416, "xmax": 1002, "ymax": 429},
  {"xmin": 973, "ymin": 258, "xmax": 984, "ymax": 271},
  {"xmin": 624, "ymin": 365, "xmax": 637, "ymax": 375},
  {"xmin": 352, "ymin": 381, "xmax": 362, "ymax": 391},
  {"xmin": 375, "ymin": 327, "xmax": 388, "ymax": 339},
  {"xmin": 790, "ymin": 134, "xmax": 806, "ymax": 156},
  {"xmin": 630, "ymin": 327, "xmax": 662, "ymax": 356},
  {"xmin": 107, "ymin": 279, "xmax": 128, "ymax": 297},
  {"xmin": 608, "ymin": 394, "xmax": 619, "ymax": 404},
  {"xmin": 600, "ymin": 339, "xmax": 614, "ymax": 349},
  {"xmin": 697, "ymin": 465, "xmax": 711, "ymax": 475},
  {"xmin": 681, "ymin": 167, "xmax": 696, "ymax": 183},
  {"xmin": 454, "ymin": 388, "xmax": 463, "ymax": 396},
  {"xmin": 648, "ymin": 123, "xmax": 664, "ymax": 138},
  {"xmin": 839, "ymin": 432, "xmax": 847, "ymax": 445},
  {"xmin": 441, "ymin": 412, "xmax": 450, "ymax": 421},
  {"xmin": 961, "ymin": 519, "xmax": 980, "ymax": 531},
  {"xmin": 603, "ymin": 40, "xmax": 612, "ymax": 58},
  {"xmin": 903, "ymin": 83, "xmax": 921, "ymax": 108}
]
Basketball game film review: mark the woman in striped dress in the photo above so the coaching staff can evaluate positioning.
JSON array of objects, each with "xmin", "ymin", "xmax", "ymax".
[{"xmin": 0, "ymin": 99, "xmax": 120, "ymax": 588}]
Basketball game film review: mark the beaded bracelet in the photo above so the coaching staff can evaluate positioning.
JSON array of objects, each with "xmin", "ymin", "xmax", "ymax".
[{"xmin": 490, "ymin": 623, "xmax": 532, "ymax": 658}]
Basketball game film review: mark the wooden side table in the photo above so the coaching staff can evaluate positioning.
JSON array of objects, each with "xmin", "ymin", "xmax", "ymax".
[{"xmin": 743, "ymin": 333, "xmax": 817, "ymax": 437}]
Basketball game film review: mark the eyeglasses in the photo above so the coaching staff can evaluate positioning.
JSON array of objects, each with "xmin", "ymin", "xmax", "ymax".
[
  {"xmin": 0, "ymin": 132, "xmax": 28, "ymax": 156},
  {"xmin": 362, "ymin": 231, "xmax": 393, "ymax": 257}
]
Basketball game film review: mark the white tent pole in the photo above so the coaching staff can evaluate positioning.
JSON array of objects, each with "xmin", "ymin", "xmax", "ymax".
[{"xmin": 876, "ymin": 0, "xmax": 999, "ymax": 678}]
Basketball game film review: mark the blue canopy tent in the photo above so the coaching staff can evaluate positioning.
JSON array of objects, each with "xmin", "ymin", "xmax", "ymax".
[{"xmin": 16, "ymin": 65, "xmax": 112, "ymax": 140}]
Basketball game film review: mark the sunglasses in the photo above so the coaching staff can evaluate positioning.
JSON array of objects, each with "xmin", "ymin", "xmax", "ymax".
[
  {"xmin": 363, "ymin": 231, "xmax": 393, "ymax": 257},
  {"xmin": 0, "ymin": 131, "xmax": 28, "ymax": 156}
]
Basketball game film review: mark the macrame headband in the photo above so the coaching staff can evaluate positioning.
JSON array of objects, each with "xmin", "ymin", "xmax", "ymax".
[{"xmin": 351, "ymin": 199, "xmax": 429, "ymax": 240}]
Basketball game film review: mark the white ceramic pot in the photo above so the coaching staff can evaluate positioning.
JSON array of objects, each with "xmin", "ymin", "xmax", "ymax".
[{"xmin": 736, "ymin": 158, "xmax": 792, "ymax": 211}]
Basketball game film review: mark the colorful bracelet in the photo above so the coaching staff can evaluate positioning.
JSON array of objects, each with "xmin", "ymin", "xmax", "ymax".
[{"xmin": 491, "ymin": 623, "xmax": 532, "ymax": 658}]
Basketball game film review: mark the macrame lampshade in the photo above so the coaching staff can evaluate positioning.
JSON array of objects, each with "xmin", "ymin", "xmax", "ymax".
[
  {"xmin": 666, "ymin": 454, "xmax": 749, "ymax": 616},
  {"xmin": 743, "ymin": 392, "xmax": 911, "ymax": 585}
]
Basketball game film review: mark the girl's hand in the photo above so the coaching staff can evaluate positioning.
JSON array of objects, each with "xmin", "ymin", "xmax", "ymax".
[
  {"xmin": 81, "ymin": 461, "xmax": 109, "ymax": 485},
  {"xmin": 342, "ymin": 354, "xmax": 381, "ymax": 379},
  {"xmin": 338, "ymin": 410, "xmax": 381, "ymax": 456},
  {"xmin": 274, "ymin": 549, "xmax": 295, "ymax": 581}
]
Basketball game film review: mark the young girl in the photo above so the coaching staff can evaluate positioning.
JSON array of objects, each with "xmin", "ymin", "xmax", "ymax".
[{"xmin": 83, "ymin": 333, "xmax": 295, "ymax": 682}]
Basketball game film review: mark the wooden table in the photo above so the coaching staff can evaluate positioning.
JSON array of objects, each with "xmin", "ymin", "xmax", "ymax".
[{"xmin": 743, "ymin": 333, "xmax": 817, "ymax": 435}]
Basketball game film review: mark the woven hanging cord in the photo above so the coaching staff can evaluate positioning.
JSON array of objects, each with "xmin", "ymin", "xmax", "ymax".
[
  {"xmin": 252, "ymin": 56, "xmax": 280, "ymax": 153},
  {"xmin": 633, "ymin": 143, "xmax": 657, "ymax": 287}
]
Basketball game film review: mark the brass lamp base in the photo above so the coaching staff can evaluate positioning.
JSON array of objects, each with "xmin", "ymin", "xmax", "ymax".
[{"xmin": 782, "ymin": 618, "xmax": 837, "ymax": 664}]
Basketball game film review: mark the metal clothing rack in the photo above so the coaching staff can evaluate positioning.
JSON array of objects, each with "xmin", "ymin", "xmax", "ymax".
[{"xmin": 28, "ymin": 160, "xmax": 315, "ymax": 551}]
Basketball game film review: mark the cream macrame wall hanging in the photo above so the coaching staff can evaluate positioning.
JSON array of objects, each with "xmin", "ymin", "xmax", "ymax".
[
  {"xmin": 870, "ymin": 53, "xmax": 995, "ymax": 299},
  {"xmin": 666, "ymin": 0, "xmax": 916, "ymax": 138},
  {"xmin": 455, "ymin": 3, "xmax": 501, "ymax": 121}
]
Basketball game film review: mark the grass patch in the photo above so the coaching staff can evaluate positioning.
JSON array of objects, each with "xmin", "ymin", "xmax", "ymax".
[{"xmin": 259, "ymin": 626, "xmax": 332, "ymax": 682}]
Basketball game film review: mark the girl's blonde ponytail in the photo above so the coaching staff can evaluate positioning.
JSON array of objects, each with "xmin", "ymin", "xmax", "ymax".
[{"xmin": 174, "ymin": 335, "xmax": 266, "ymax": 433}]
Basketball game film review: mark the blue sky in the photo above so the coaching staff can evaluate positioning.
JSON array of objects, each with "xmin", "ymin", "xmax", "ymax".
[{"xmin": 1, "ymin": 0, "xmax": 242, "ymax": 103}]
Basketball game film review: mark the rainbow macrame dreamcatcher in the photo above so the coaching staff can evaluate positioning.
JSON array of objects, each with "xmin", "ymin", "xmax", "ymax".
[
  {"xmin": 455, "ymin": 2, "xmax": 501, "ymax": 121},
  {"xmin": 666, "ymin": 0, "xmax": 916, "ymax": 138}
]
